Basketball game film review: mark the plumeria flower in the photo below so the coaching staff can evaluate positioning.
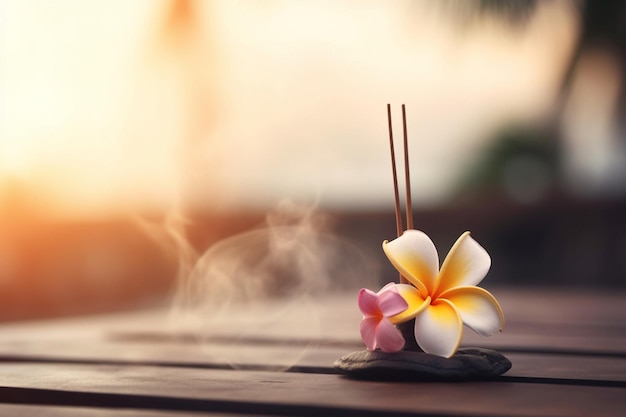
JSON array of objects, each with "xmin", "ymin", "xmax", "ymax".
[
  {"xmin": 358, "ymin": 282, "xmax": 413, "ymax": 353},
  {"xmin": 382, "ymin": 230, "xmax": 505, "ymax": 358}
]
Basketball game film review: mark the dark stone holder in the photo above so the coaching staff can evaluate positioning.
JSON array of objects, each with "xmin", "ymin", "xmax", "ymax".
[{"xmin": 334, "ymin": 347, "xmax": 512, "ymax": 381}]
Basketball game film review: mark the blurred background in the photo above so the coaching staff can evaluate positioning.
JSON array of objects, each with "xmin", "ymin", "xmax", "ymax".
[{"xmin": 1, "ymin": 0, "xmax": 625, "ymax": 322}]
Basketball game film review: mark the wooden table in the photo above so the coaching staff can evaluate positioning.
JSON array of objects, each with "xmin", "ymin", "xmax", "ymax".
[{"xmin": 0, "ymin": 288, "xmax": 624, "ymax": 416}]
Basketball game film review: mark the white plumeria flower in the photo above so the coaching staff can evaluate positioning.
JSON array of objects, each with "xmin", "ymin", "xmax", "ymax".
[{"xmin": 382, "ymin": 230, "xmax": 505, "ymax": 358}]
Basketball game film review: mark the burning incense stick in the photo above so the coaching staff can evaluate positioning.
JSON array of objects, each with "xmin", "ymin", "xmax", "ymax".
[
  {"xmin": 387, "ymin": 104, "xmax": 414, "ymax": 238},
  {"xmin": 387, "ymin": 104, "xmax": 414, "ymax": 285},
  {"xmin": 401, "ymin": 104, "xmax": 414, "ymax": 231},
  {"xmin": 387, "ymin": 104, "xmax": 404, "ymax": 239}
]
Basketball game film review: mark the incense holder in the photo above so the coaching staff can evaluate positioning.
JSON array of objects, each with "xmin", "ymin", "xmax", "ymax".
[{"xmin": 334, "ymin": 347, "xmax": 511, "ymax": 381}]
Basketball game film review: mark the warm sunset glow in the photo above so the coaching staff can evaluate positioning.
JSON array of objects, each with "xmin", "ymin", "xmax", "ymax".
[{"xmin": 0, "ymin": 0, "xmax": 579, "ymax": 220}]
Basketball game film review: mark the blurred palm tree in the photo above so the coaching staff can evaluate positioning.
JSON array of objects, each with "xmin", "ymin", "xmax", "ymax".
[{"xmin": 454, "ymin": 0, "xmax": 626, "ymax": 202}]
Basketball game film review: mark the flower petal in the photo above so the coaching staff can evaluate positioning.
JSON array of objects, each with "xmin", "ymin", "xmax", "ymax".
[
  {"xmin": 389, "ymin": 284, "xmax": 430, "ymax": 324},
  {"xmin": 358, "ymin": 288, "xmax": 380, "ymax": 317},
  {"xmin": 382, "ymin": 230, "xmax": 439, "ymax": 296},
  {"xmin": 375, "ymin": 318, "xmax": 405, "ymax": 352},
  {"xmin": 359, "ymin": 317, "xmax": 379, "ymax": 351},
  {"xmin": 377, "ymin": 282, "xmax": 399, "ymax": 295},
  {"xmin": 378, "ymin": 289, "xmax": 409, "ymax": 317},
  {"xmin": 439, "ymin": 286, "xmax": 505, "ymax": 336},
  {"xmin": 436, "ymin": 232, "xmax": 491, "ymax": 295},
  {"xmin": 414, "ymin": 299, "xmax": 462, "ymax": 358}
]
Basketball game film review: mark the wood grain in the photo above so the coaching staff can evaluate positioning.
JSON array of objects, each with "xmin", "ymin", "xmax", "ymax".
[{"xmin": 0, "ymin": 289, "xmax": 624, "ymax": 416}]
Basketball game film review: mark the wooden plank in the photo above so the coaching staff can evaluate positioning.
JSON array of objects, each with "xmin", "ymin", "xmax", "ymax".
[
  {"xmin": 0, "ymin": 404, "xmax": 261, "ymax": 417},
  {"xmin": 462, "ymin": 331, "xmax": 626, "ymax": 356},
  {"xmin": 1, "ymin": 327, "xmax": 624, "ymax": 365},
  {"xmin": 503, "ymin": 353, "xmax": 626, "ymax": 382},
  {"xmin": 0, "ymin": 363, "xmax": 624, "ymax": 417},
  {"xmin": 1, "ymin": 289, "xmax": 624, "ymax": 355},
  {"xmin": 1, "ymin": 339, "xmax": 625, "ymax": 383}
]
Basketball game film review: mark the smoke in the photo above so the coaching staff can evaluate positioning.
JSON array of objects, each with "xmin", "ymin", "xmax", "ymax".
[{"xmin": 163, "ymin": 200, "xmax": 377, "ymax": 370}]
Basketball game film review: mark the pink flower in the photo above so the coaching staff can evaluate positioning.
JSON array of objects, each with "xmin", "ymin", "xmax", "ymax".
[{"xmin": 358, "ymin": 283, "xmax": 409, "ymax": 352}]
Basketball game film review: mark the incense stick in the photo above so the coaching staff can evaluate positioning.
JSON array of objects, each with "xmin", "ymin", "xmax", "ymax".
[
  {"xmin": 402, "ymin": 104, "xmax": 414, "ymax": 230},
  {"xmin": 387, "ymin": 104, "xmax": 403, "ymax": 238},
  {"xmin": 388, "ymin": 104, "xmax": 408, "ymax": 285},
  {"xmin": 389, "ymin": 104, "xmax": 415, "ymax": 340}
]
